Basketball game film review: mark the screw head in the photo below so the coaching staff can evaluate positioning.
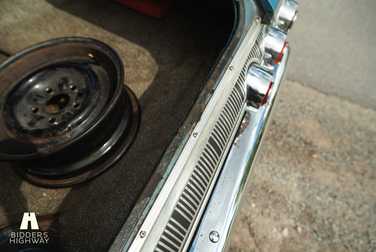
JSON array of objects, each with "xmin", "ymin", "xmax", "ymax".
[
  {"xmin": 140, "ymin": 231, "xmax": 146, "ymax": 238},
  {"xmin": 229, "ymin": 66, "xmax": 234, "ymax": 71},
  {"xmin": 209, "ymin": 231, "xmax": 220, "ymax": 243},
  {"xmin": 193, "ymin": 132, "xmax": 198, "ymax": 138},
  {"xmin": 255, "ymin": 17, "xmax": 261, "ymax": 24}
]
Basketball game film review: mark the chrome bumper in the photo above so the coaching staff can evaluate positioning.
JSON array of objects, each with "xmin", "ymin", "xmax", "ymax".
[{"xmin": 191, "ymin": 43, "xmax": 290, "ymax": 251}]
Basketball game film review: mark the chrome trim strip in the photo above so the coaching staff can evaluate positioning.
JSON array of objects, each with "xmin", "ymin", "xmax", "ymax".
[
  {"xmin": 126, "ymin": 4, "xmax": 265, "ymax": 252},
  {"xmin": 190, "ymin": 43, "xmax": 290, "ymax": 252}
]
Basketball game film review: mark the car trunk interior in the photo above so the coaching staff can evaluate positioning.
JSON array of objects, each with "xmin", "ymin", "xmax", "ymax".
[{"xmin": 0, "ymin": 0, "xmax": 234, "ymax": 250}]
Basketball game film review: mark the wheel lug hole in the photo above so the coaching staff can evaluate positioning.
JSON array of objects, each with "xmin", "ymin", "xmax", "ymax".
[
  {"xmin": 31, "ymin": 107, "xmax": 39, "ymax": 114},
  {"xmin": 70, "ymin": 85, "xmax": 77, "ymax": 91},
  {"xmin": 45, "ymin": 88, "xmax": 53, "ymax": 94},
  {"xmin": 48, "ymin": 117, "xmax": 57, "ymax": 124},
  {"xmin": 72, "ymin": 102, "xmax": 81, "ymax": 110}
]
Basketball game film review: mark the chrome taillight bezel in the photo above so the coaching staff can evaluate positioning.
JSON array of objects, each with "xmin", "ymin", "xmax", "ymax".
[{"xmin": 274, "ymin": 0, "xmax": 299, "ymax": 32}]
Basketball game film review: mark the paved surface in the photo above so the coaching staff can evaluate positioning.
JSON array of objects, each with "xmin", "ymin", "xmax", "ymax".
[
  {"xmin": 287, "ymin": 0, "xmax": 376, "ymax": 110},
  {"xmin": 228, "ymin": 0, "xmax": 376, "ymax": 251},
  {"xmin": 228, "ymin": 80, "xmax": 376, "ymax": 251}
]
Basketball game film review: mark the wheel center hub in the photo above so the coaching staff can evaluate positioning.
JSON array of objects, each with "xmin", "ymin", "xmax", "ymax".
[{"xmin": 44, "ymin": 93, "xmax": 70, "ymax": 114}]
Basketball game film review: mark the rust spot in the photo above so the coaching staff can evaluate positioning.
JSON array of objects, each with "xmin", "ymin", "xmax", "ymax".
[
  {"xmin": 201, "ymin": 103, "xmax": 207, "ymax": 113},
  {"xmin": 240, "ymin": 122, "xmax": 248, "ymax": 130},
  {"xmin": 188, "ymin": 125, "xmax": 195, "ymax": 137},
  {"xmin": 308, "ymin": 150, "xmax": 318, "ymax": 158},
  {"xmin": 308, "ymin": 150, "xmax": 318, "ymax": 155}
]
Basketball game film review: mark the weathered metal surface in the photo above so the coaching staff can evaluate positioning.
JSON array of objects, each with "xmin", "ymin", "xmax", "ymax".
[
  {"xmin": 107, "ymin": 197, "xmax": 150, "ymax": 252},
  {"xmin": 0, "ymin": 37, "xmax": 141, "ymax": 187}
]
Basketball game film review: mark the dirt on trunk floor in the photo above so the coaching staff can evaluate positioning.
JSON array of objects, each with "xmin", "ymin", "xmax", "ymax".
[{"xmin": 228, "ymin": 80, "xmax": 376, "ymax": 252}]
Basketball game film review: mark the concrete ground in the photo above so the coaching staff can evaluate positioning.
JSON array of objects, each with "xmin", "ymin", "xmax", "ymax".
[
  {"xmin": 228, "ymin": 80, "xmax": 376, "ymax": 251},
  {"xmin": 287, "ymin": 0, "xmax": 376, "ymax": 110},
  {"xmin": 0, "ymin": 0, "xmax": 375, "ymax": 251},
  {"xmin": 228, "ymin": 0, "xmax": 376, "ymax": 251}
]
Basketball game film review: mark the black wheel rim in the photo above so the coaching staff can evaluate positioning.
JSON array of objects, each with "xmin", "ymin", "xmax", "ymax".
[{"xmin": 0, "ymin": 37, "xmax": 141, "ymax": 187}]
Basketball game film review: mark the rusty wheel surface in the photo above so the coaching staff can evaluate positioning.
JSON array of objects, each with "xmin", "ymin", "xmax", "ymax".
[{"xmin": 0, "ymin": 37, "xmax": 140, "ymax": 187}]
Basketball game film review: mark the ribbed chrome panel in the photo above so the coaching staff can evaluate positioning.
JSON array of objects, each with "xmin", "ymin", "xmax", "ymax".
[
  {"xmin": 153, "ymin": 26, "xmax": 266, "ymax": 252},
  {"xmin": 242, "ymin": 24, "xmax": 265, "ymax": 76},
  {"xmin": 154, "ymin": 80, "xmax": 245, "ymax": 252},
  {"xmin": 153, "ymin": 27, "xmax": 266, "ymax": 250}
]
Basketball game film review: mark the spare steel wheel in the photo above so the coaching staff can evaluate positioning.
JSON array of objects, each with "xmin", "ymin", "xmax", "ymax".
[{"xmin": 0, "ymin": 37, "xmax": 141, "ymax": 188}]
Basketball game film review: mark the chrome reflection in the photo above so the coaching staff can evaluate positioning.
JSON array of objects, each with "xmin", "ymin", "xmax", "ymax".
[
  {"xmin": 246, "ymin": 64, "xmax": 273, "ymax": 109},
  {"xmin": 264, "ymin": 26, "xmax": 287, "ymax": 70},
  {"xmin": 275, "ymin": 0, "xmax": 298, "ymax": 32},
  {"xmin": 190, "ymin": 44, "xmax": 290, "ymax": 252}
]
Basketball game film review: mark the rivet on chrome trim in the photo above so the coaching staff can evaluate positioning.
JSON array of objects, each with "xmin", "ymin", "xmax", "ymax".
[
  {"xmin": 140, "ymin": 231, "xmax": 146, "ymax": 238},
  {"xmin": 193, "ymin": 132, "xmax": 199, "ymax": 138},
  {"xmin": 209, "ymin": 231, "xmax": 220, "ymax": 243},
  {"xmin": 229, "ymin": 66, "xmax": 234, "ymax": 71}
]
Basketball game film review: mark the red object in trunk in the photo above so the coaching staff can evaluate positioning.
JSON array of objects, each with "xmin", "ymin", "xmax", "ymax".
[{"xmin": 112, "ymin": 0, "xmax": 172, "ymax": 19}]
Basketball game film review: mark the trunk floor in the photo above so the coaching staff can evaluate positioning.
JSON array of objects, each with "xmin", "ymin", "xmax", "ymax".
[{"xmin": 0, "ymin": 0, "xmax": 232, "ymax": 251}]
